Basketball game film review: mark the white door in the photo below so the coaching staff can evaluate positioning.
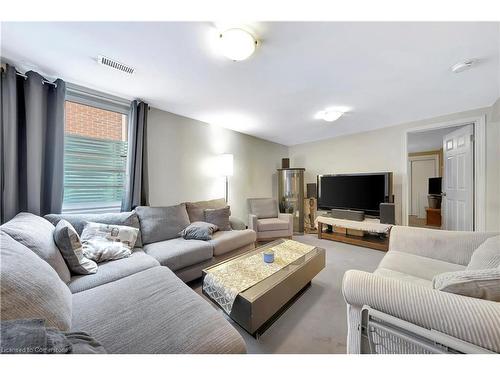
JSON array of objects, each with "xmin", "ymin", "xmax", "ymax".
[
  {"xmin": 409, "ymin": 156, "xmax": 439, "ymax": 218},
  {"xmin": 442, "ymin": 125, "xmax": 474, "ymax": 231}
]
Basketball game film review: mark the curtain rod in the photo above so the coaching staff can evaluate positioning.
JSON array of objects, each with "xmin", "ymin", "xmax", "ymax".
[{"xmin": 0, "ymin": 67, "xmax": 58, "ymax": 87}]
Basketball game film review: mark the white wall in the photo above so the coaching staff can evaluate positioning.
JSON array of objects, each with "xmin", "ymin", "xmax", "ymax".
[
  {"xmin": 147, "ymin": 108, "xmax": 288, "ymax": 223},
  {"xmin": 486, "ymin": 98, "xmax": 500, "ymax": 231},
  {"xmin": 289, "ymin": 104, "xmax": 500, "ymax": 231},
  {"xmin": 147, "ymin": 102, "xmax": 499, "ymax": 231}
]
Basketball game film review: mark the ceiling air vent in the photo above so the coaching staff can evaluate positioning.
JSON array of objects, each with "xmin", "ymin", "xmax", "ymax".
[{"xmin": 97, "ymin": 55, "xmax": 134, "ymax": 74}]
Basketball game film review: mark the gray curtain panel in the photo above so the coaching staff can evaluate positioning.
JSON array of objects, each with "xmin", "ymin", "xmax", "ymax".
[
  {"xmin": 0, "ymin": 65, "xmax": 66, "ymax": 223},
  {"xmin": 121, "ymin": 100, "xmax": 149, "ymax": 211}
]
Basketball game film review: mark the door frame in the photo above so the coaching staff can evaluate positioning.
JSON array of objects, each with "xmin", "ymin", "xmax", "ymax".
[
  {"xmin": 402, "ymin": 115, "xmax": 486, "ymax": 231},
  {"xmin": 408, "ymin": 153, "xmax": 440, "ymax": 217}
]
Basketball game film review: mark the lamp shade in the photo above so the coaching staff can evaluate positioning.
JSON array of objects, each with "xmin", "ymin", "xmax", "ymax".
[{"xmin": 218, "ymin": 154, "xmax": 234, "ymax": 176}]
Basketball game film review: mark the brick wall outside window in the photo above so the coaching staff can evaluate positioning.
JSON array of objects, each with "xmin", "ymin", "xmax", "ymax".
[{"xmin": 65, "ymin": 100, "xmax": 127, "ymax": 141}]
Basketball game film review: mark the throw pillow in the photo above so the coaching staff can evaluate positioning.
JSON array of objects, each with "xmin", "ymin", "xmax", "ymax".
[
  {"xmin": 432, "ymin": 268, "xmax": 500, "ymax": 302},
  {"xmin": 53, "ymin": 220, "xmax": 98, "ymax": 275},
  {"xmin": 179, "ymin": 221, "xmax": 218, "ymax": 240},
  {"xmin": 0, "ymin": 231, "xmax": 72, "ymax": 331},
  {"xmin": 81, "ymin": 222, "xmax": 139, "ymax": 263},
  {"xmin": 134, "ymin": 204, "xmax": 191, "ymax": 244},
  {"xmin": 204, "ymin": 206, "xmax": 231, "ymax": 231},
  {"xmin": 467, "ymin": 235, "xmax": 500, "ymax": 270}
]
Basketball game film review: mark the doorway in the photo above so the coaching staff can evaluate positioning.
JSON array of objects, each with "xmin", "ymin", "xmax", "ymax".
[
  {"xmin": 408, "ymin": 151, "xmax": 441, "ymax": 227},
  {"xmin": 403, "ymin": 116, "xmax": 486, "ymax": 232}
]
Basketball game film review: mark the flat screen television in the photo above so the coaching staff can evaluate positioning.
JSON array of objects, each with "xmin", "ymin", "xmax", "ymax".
[
  {"xmin": 317, "ymin": 172, "xmax": 393, "ymax": 216},
  {"xmin": 428, "ymin": 177, "xmax": 442, "ymax": 195}
]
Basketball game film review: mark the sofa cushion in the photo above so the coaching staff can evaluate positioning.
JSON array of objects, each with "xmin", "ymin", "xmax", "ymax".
[
  {"xmin": 135, "ymin": 204, "xmax": 190, "ymax": 245},
  {"xmin": 54, "ymin": 220, "xmax": 98, "ymax": 275},
  {"xmin": 44, "ymin": 211, "xmax": 143, "ymax": 248},
  {"xmin": 1, "ymin": 213, "xmax": 71, "ymax": 283},
  {"xmin": 374, "ymin": 268, "xmax": 433, "ymax": 288},
  {"xmin": 185, "ymin": 198, "xmax": 226, "ymax": 222},
  {"xmin": 433, "ymin": 268, "xmax": 500, "ymax": 302},
  {"xmin": 68, "ymin": 250, "xmax": 159, "ymax": 293},
  {"xmin": 0, "ymin": 231, "xmax": 72, "ymax": 331},
  {"xmin": 248, "ymin": 198, "xmax": 278, "ymax": 219},
  {"xmin": 257, "ymin": 217, "xmax": 289, "ymax": 231},
  {"xmin": 71, "ymin": 266, "xmax": 246, "ymax": 353},
  {"xmin": 209, "ymin": 229, "xmax": 257, "ymax": 256},
  {"xmin": 204, "ymin": 206, "xmax": 231, "ymax": 231},
  {"xmin": 143, "ymin": 238, "xmax": 213, "ymax": 271},
  {"xmin": 378, "ymin": 250, "xmax": 465, "ymax": 281},
  {"xmin": 467, "ymin": 235, "xmax": 500, "ymax": 270}
]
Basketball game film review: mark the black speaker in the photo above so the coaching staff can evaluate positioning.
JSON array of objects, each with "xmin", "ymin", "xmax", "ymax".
[
  {"xmin": 331, "ymin": 209, "xmax": 365, "ymax": 222},
  {"xmin": 380, "ymin": 203, "xmax": 395, "ymax": 224},
  {"xmin": 307, "ymin": 183, "xmax": 317, "ymax": 199}
]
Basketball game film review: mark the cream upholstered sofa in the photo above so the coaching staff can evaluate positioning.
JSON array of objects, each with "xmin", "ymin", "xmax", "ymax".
[
  {"xmin": 247, "ymin": 198, "xmax": 293, "ymax": 242},
  {"xmin": 342, "ymin": 226, "xmax": 500, "ymax": 354}
]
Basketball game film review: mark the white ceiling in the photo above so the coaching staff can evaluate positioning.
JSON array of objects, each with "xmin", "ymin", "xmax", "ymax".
[{"xmin": 1, "ymin": 22, "xmax": 499, "ymax": 146}]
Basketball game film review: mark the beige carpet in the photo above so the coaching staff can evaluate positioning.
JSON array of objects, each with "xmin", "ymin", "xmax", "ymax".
[{"xmin": 190, "ymin": 234, "xmax": 384, "ymax": 354}]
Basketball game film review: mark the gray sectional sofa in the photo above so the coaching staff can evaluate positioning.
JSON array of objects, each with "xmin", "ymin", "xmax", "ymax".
[{"xmin": 1, "ymin": 199, "xmax": 256, "ymax": 354}]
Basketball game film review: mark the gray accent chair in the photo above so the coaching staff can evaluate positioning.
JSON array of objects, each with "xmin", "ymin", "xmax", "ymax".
[{"xmin": 247, "ymin": 198, "xmax": 293, "ymax": 242}]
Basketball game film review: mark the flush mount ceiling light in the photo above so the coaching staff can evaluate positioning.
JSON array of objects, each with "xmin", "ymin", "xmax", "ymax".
[
  {"xmin": 218, "ymin": 28, "xmax": 257, "ymax": 61},
  {"xmin": 451, "ymin": 59, "xmax": 476, "ymax": 73},
  {"xmin": 314, "ymin": 107, "xmax": 349, "ymax": 122}
]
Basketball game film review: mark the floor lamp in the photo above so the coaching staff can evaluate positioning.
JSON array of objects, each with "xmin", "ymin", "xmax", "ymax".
[{"xmin": 219, "ymin": 154, "xmax": 234, "ymax": 202}]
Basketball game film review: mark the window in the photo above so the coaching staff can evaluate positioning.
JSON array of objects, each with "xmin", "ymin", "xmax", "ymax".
[{"xmin": 62, "ymin": 95, "xmax": 129, "ymax": 214}]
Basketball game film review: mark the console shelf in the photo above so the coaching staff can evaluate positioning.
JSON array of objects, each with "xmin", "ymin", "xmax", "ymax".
[{"xmin": 317, "ymin": 220, "xmax": 390, "ymax": 252}]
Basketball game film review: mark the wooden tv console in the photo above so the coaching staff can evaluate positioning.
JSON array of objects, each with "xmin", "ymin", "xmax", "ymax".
[{"xmin": 316, "ymin": 216, "xmax": 391, "ymax": 252}]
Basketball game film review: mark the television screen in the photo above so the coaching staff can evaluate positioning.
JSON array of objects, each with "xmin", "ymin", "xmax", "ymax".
[
  {"xmin": 317, "ymin": 173, "xmax": 392, "ymax": 216},
  {"xmin": 428, "ymin": 177, "xmax": 442, "ymax": 195}
]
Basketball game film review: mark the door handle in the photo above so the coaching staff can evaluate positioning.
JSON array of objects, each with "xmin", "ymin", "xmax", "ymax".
[{"xmin": 442, "ymin": 192, "xmax": 446, "ymax": 196}]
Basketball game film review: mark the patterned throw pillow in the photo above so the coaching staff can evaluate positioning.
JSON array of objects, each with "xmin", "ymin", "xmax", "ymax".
[
  {"xmin": 179, "ymin": 222, "xmax": 218, "ymax": 241},
  {"xmin": 204, "ymin": 206, "xmax": 231, "ymax": 231},
  {"xmin": 81, "ymin": 222, "xmax": 139, "ymax": 263},
  {"xmin": 53, "ymin": 220, "xmax": 98, "ymax": 275}
]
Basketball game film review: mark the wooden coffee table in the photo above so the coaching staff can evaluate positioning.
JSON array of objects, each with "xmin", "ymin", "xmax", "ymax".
[{"xmin": 202, "ymin": 239, "xmax": 325, "ymax": 337}]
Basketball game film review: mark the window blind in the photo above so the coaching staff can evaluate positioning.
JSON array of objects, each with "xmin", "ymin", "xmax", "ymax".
[{"xmin": 62, "ymin": 134, "xmax": 128, "ymax": 213}]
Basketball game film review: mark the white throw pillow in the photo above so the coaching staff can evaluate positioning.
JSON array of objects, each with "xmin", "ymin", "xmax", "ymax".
[
  {"xmin": 432, "ymin": 268, "xmax": 500, "ymax": 302},
  {"xmin": 81, "ymin": 222, "xmax": 139, "ymax": 263},
  {"xmin": 467, "ymin": 235, "xmax": 500, "ymax": 270}
]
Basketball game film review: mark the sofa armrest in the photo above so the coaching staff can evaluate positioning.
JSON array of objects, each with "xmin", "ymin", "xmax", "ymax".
[
  {"xmin": 229, "ymin": 216, "xmax": 246, "ymax": 230},
  {"xmin": 248, "ymin": 214, "xmax": 258, "ymax": 231},
  {"xmin": 342, "ymin": 270, "xmax": 500, "ymax": 353},
  {"xmin": 278, "ymin": 213, "xmax": 294, "ymax": 236},
  {"xmin": 389, "ymin": 226, "xmax": 496, "ymax": 266}
]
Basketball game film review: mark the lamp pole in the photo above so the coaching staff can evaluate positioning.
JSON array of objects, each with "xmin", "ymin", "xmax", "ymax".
[{"xmin": 225, "ymin": 175, "xmax": 229, "ymax": 203}]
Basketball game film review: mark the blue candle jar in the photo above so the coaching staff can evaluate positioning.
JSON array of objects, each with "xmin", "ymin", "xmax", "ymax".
[{"xmin": 263, "ymin": 250, "xmax": 275, "ymax": 263}]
